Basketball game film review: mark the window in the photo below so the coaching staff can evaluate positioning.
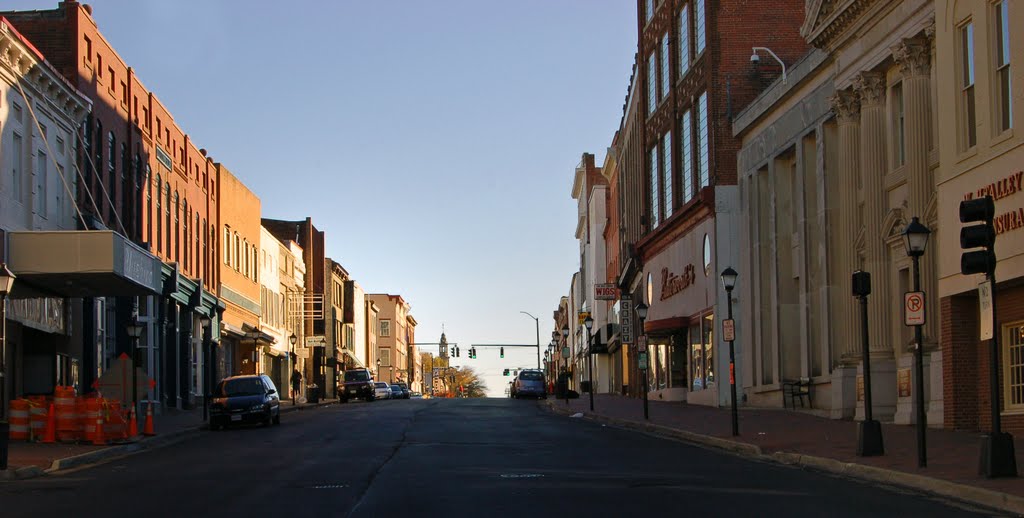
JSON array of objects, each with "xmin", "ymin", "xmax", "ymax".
[
  {"xmin": 662, "ymin": 131, "xmax": 673, "ymax": 218},
  {"xmin": 681, "ymin": 110, "xmax": 693, "ymax": 202},
  {"xmin": 1005, "ymin": 322, "xmax": 1024, "ymax": 411},
  {"xmin": 647, "ymin": 53, "xmax": 657, "ymax": 115},
  {"xmin": 697, "ymin": 92, "xmax": 710, "ymax": 188},
  {"xmin": 243, "ymin": 238, "xmax": 249, "ymax": 277},
  {"xmin": 107, "ymin": 132, "xmax": 116, "ymax": 206},
  {"xmin": 893, "ymin": 82, "xmax": 905, "ymax": 166},
  {"xmin": 173, "ymin": 192, "xmax": 180, "ymax": 262},
  {"xmin": 379, "ymin": 348, "xmax": 392, "ymax": 367},
  {"xmin": 994, "ymin": 1, "xmax": 1012, "ymax": 132},
  {"xmin": 661, "ymin": 34, "xmax": 670, "ymax": 100},
  {"xmin": 12, "ymin": 133, "xmax": 22, "ymax": 202},
  {"xmin": 164, "ymin": 184, "xmax": 171, "ymax": 254},
  {"xmin": 234, "ymin": 232, "xmax": 240, "ymax": 271},
  {"xmin": 224, "ymin": 226, "xmax": 231, "ymax": 264},
  {"xmin": 649, "ymin": 146, "xmax": 660, "ymax": 228},
  {"xmin": 35, "ymin": 150, "xmax": 47, "ymax": 216},
  {"xmin": 694, "ymin": 0, "xmax": 706, "ymax": 55},
  {"xmin": 680, "ymin": 5, "xmax": 690, "ymax": 77},
  {"xmin": 146, "ymin": 166, "xmax": 152, "ymax": 245},
  {"xmin": 84, "ymin": 36, "xmax": 92, "ymax": 62},
  {"xmin": 156, "ymin": 175, "xmax": 162, "ymax": 253},
  {"xmin": 645, "ymin": 0, "xmax": 654, "ymax": 23},
  {"xmin": 961, "ymin": 21, "xmax": 977, "ymax": 149},
  {"xmin": 252, "ymin": 245, "xmax": 259, "ymax": 282},
  {"xmin": 183, "ymin": 203, "xmax": 189, "ymax": 271},
  {"xmin": 380, "ymin": 319, "xmax": 392, "ymax": 338},
  {"xmin": 12, "ymin": 103, "xmax": 22, "ymax": 123}
]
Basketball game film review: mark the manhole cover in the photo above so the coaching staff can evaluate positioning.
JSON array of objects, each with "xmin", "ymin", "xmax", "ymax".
[
  {"xmin": 311, "ymin": 484, "xmax": 349, "ymax": 489},
  {"xmin": 500, "ymin": 474, "xmax": 545, "ymax": 479}
]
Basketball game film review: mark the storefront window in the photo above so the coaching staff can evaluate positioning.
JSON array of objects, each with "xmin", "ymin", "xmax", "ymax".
[
  {"xmin": 690, "ymin": 314, "xmax": 715, "ymax": 390},
  {"xmin": 1005, "ymin": 322, "xmax": 1024, "ymax": 411}
]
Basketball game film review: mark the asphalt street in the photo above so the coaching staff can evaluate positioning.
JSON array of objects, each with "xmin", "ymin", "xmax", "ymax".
[{"xmin": 0, "ymin": 398, "xmax": 1006, "ymax": 517}]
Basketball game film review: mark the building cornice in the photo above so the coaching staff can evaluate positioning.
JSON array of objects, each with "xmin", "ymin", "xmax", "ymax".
[
  {"xmin": 801, "ymin": 0, "xmax": 879, "ymax": 50},
  {"xmin": 0, "ymin": 19, "xmax": 90, "ymax": 123}
]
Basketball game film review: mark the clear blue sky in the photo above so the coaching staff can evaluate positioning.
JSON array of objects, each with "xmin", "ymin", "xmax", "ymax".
[{"xmin": 8, "ymin": 0, "xmax": 638, "ymax": 396}]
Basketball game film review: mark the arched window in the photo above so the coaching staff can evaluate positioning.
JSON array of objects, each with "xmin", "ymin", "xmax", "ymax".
[
  {"xmin": 243, "ymin": 238, "xmax": 249, "ymax": 277},
  {"xmin": 164, "ymin": 183, "xmax": 171, "ymax": 254},
  {"xmin": 234, "ymin": 232, "xmax": 240, "ymax": 272},
  {"xmin": 224, "ymin": 226, "xmax": 231, "ymax": 265},
  {"xmin": 173, "ymin": 191, "xmax": 180, "ymax": 262},
  {"xmin": 252, "ymin": 245, "xmax": 259, "ymax": 283},
  {"xmin": 182, "ymin": 200, "xmax": 189, "ymax": 271},
  {"xmin": 195, "ymin": 213, "xmax": 200, "ymax": 277},
  {"xmin": 155, "ymin": 174, "xmax": 162, "ymax": 253}
]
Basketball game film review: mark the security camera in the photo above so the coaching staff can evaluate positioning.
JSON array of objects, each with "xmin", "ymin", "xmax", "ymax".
[{"xmin": 750, "ymin": 51, "xmax": 760, "ymax": 64}]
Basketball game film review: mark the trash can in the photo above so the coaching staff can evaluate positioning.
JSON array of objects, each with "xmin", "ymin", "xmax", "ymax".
[{"xmin": 307, "ymin": 384, "xmax": 320, "ymax": 404}]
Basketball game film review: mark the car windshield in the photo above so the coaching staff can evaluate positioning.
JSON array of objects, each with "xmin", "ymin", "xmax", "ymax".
[
  {"xmin": 391, "ymin": 385, "xmax": 402, "ymax": 390},
  {"xmin": 375, "ymin": 382, "xmax": 388, "ymax": 388},
  {"xmin": 519, "ymin": 371, "xmax": 544, "ymax": 381},
  {"xmin": 345, "ymin": 371, "xmax": 370, "ymax": 382},
  {"xmin": 219, "ymin": 378, "xmax": 265, "ymax": 397}
]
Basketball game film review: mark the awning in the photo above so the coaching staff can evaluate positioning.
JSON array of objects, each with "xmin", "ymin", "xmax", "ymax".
[
  {"xmin": 220, "ymin": 323, "xmax": 276, "ymax": 345},
  {"xmin": 341, "ymin": 348, "xmax": 364, "ymax": 369},
  {"xmin": 7, "ymin": 231, "xmax": 162, "ymax": 298}
]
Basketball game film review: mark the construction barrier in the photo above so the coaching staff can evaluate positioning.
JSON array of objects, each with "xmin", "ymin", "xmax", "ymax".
[
  {"xmin": 28, "ymin": 396, "xmax": 49, "ymax": 441},
  {"xmin": 81, "ymin": 397, "xmax": 102, "ymax": 443},
  {"xmin": 8, "ymin": 399, "xmax": 30, "ymax": 441},
  {"xmin": 54, "ymin": 386, "xmax": 79, "ymax": 442},
  {"xmin": 102, "ymin": 399, "xmax": 127, "ymax": 442}
]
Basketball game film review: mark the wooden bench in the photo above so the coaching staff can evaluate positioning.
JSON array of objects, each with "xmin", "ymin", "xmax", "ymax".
[{"xmin": 782, "ymin": 378, "xmax": 812, "ymax": 409}]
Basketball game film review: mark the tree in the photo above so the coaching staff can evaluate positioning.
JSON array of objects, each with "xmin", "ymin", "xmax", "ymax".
[{"xmin": 452, "ymin": 365, "xmax": 488, "ymax": 398}]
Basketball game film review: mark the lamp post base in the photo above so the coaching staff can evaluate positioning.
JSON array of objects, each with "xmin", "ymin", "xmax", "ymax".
[
  {"xmin": 856, "ymin": 419, "xmax": 885, "ymax": 457},
  {"xmin": 980, "ymin": 432, "xmax": 1018, "ymax": 478}
]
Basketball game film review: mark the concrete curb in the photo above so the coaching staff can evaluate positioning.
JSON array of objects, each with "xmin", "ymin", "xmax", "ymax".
[
  {"xmin": 543, "ymin": 400, "xmax": 1024, "ymax": 515},
  {"xmin": 1, "ymin": 400, "xmax": 339, "ymax": 480}
]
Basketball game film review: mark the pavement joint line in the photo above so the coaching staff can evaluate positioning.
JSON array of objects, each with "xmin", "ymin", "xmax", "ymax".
[
  {"xmin": 0, "ymin": 400, "xmax": 339, "ymax": 481},
  {"xmin": 541, "ymin": 399, "xmax": 1024, "ymax": 516}
]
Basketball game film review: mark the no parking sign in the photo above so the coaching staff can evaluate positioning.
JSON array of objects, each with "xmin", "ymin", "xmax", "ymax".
[{"xmin": 904, "ymin": 291, "xmax": 925, "ymax": 326}]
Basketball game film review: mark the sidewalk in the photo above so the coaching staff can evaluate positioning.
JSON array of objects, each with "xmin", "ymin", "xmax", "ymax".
[
  {"xmin": 547, "ymin": 394, "xmax": 1024, "ymax": 512},
  {"xmin": 2, "ymin": 399, "xmax": 333, "ymax": 479}
]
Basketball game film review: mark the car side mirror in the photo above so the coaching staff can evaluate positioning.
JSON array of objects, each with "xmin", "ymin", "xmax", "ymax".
[{"xmin": 267, "ymin": 389, "xmax": 276, "ymax": 395}]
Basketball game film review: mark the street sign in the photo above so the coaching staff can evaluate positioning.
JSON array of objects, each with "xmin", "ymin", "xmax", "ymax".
[
  {"xmin": 722, "ymin": 319, "xmax": 735, "ymax": 342},
  {"xmin": 904, "ymin": 291, "xmax": 925, "ymax": 326},
  {"xmin": 638, "ymin": 351, "xmax": 648, "ymax": 370},
  {"xmin": 578, "ymin": 311, "xmax": 591, "ymax": 325},
  {"xmin": 294, "ymin": 348, "xmax": 310, "ymax": 359},
  {"xmin": 620, "ymin": 299, "xmax": 633, "ymax": 344},
  {"xmin": 595, "ymin": 283, "xmax": 619, "ymax": 300},
  {"xmin": 304, "ymin": 336, "xmax": 325, "ymax": 348},
  {"xmin": 979, "ymin": 280, "xmax": 994, "ymax": 340},
  {"xmin": 636, "ymin": 335, "xmax": 647, "ymax": 353}
]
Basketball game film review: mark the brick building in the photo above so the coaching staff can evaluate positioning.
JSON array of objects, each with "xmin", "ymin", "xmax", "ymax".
[
  {"xmin": 2, "ymin": 1, "xmax": 222, "ymax": 412},
  {"xmin": 630, "ymin": 0, "xmax": 807, "ymax": 406}
]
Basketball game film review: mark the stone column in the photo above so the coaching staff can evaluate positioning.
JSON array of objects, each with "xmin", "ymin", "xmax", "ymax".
[
  {"xmin": 829, "ymin": 89, "xmax": 861, "ymax": 419},
  {"xmin": 855, "ymin": 71, "xmax": 897, "ymax": 421},
  {"xmin": 893, "ymin": 36, "xmax": 939, "ymax": 347},
  {"xmin": 829, "ymin": 90, "xmax": 862, "ymax": 362},
  {"xmin": 853, "ymin": 71, "xmax": 891, "ymax": 356}
]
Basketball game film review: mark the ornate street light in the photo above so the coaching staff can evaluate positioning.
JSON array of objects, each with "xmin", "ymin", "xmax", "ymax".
[
  {"xmin": 720, "ymin": 267, "xmax": 739, "ymax": 437},
  {"xmin": 635, "ymin": 302, "xmax": 649, "ymax": 420},
  {"xmin": 902, "ymin": 216, "xmax": 930, "ymax": 467},
  {"xmin": 584, "ymin": 315, "xmax": 594, "ymax": 412}
]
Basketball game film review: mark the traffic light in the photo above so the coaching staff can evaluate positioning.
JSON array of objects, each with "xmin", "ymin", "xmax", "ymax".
[
  {"xmin": 503, "ymin": 369, "xmax": 509, "ymax": 376},
  {"xmin": 500, "ymin": 347, "xmax": 504, "ymax": 358},
  {"xmin": 453, "ymin": 346, "xmax": 459, "ymax": 358},
  {"xmin": 960, "ymin": 196, "xmax": 996, "ymax": 276}
]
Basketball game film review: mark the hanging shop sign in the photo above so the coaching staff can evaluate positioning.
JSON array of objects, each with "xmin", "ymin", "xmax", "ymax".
[
  {"xmin": 595, "ymin": 284, "xmax": 619, "ymax": 300},
  {"xmin": 619, "ymin": 299, "xmax": 633, "ymax": 344}
]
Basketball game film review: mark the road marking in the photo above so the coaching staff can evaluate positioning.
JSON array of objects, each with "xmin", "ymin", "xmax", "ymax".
[
  {"xmin": 500, "ymin": 473, "xmax": 545, "ymax": 479},
  {"xmin": 311, "ymin": 484, "xmax": 350, "ymax": 489}
]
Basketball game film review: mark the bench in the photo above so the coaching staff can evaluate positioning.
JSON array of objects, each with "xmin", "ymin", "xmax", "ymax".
[{"xmin": 782, "ymin": 378, "xmax": 812, "ymax": 409}]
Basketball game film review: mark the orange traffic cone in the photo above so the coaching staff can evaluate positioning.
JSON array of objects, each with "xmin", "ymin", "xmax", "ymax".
[
  {"xmin": 92, "ymin": 415, "xmax": 105, "ymax": 445},
  {"xmin": 128, "ymin": 407, "xmax": 139, "ymax": 438},
  {"xmin": 41, "ymin": 403, "xmax": 57, "ymax": 444},
  {"xmin": 143, "ymin": 402, "xmax": 155, "ymax": 436}
]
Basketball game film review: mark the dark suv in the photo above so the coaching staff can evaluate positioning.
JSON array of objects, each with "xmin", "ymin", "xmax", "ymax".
[
  {"xmin": 209, "ymin": 375, "xmax": 281, "ymax": 429},
  {"xmin": 340, "ymin": 369, "xmax": 375, "ymax": 402}
]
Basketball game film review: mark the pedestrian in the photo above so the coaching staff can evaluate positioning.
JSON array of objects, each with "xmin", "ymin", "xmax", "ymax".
[{"xmin": 290, "ymin": 368, "xmax": 302, "ymax": 405}]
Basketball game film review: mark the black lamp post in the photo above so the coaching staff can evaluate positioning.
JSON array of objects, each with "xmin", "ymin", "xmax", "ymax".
[
  {"xmin": 635, "ymin": 302, "xmax": 649, "ymax": 420},
  {"xmin": 584, "ymin": 315, "xmax": 594, "ymax": 411},
  {"xmin": 902, "ymin": 216, "xmax": 930, "ymax": 468},
  {"xmin": 289, "ymin": 333, "xmax": 298, "ymax": 405},
  {"xmin": 561, "ymin": 340, "xmax": 571, "ymax": 406},
  {"xmin": 0, "ymin": 263, "xmax": 16, "ymax": 471},
  {"xmin": 126, "ymin": 320, "xmax": 144, "ymax": 417},
  {"xmin": 199, "ymin": 314, "xmax": 211, "ymax": 420},
  {"xmin": 720, "ymin": 267, "xmax": 739, "ymax": 437},
  {"xmin": 853, "ymin": 270, "xmax": 884, "ymax": 456}
]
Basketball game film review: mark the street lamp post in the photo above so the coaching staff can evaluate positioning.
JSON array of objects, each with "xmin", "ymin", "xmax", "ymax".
[
  {"xmin": 199, "ymin": 314, "xmax": 212, "ymax": 420},
  {"xmin": 903, "ymin": 216, "xmax": 930, "ymax": 468},
  {"xmin": 721, "ymin": 267, "xmax": 739, "ymax": 437},
  {"xmin": 561, "ymin": 326, "xmax": 570, "ymax": 403},
  {"xmin": 520, "ymin": 311, "xmax": 541, "ymax": 370},
  {"xmin": 636, "ymin": 302, "xmax": 649, "ymax": 420},
  {"xmin": 0, "ymin": 263, "xmax": 16, "ymax": 471},
  {"xmin": 289, "ymin": 333, "xmax": 298, "ymax": 405},
  {"xmin": 125, "ymin": 320, "xmax": 144, "ymax": 418},
  {"xmin": 853, "ymin": 271, "xmax": 884, "ymax": 456},
  {"xmin": 584, "ymin": 316, "xmax": 594, "ymax": 411}
]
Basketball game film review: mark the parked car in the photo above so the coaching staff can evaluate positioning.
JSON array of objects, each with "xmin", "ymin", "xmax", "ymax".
[
  {"xmin": 340, "ymin": 368, "xmax": 376, "ymax": 402},
  {"xmin": 396, "ymin": 382, "xmax": 411, "ymax": 399},
  {"xmin": 209, "ymin": 375, "xmax": 281, "ymax": 429},
  {"xmin": 389, "ymin": 384, "xmax": 405, "ymax": 399},
  {"xmin": 513, "ymin": 369, "xmax": 547, "ymax": 399},
  {"xmin": 410, "ymin": 392, "xmax": 423, "ymax": 399},
  {"xmin": 374, "ymin": 382, "xmax": 392, "ymax": 400}
]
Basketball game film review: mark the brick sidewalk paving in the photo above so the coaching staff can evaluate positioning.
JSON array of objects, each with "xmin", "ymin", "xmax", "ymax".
[
  {"xmin": 3, "ymin": 400, "xmax": 331, "ymax": 475},
  {"xmin": 553, "ymin": 394, "xmax": 1023, "ymax": 498}
]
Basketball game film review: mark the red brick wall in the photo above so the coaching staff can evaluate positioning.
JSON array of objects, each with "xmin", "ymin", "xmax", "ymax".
[{"xmin": 943, "ymin": 284, "xmax": 1024, "ymax": 434}]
